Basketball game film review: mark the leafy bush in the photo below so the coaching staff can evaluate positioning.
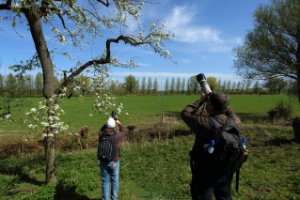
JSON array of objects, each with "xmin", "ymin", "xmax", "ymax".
[{"xmin": 268, "ymin": 101, "xmax": 292, "ymax": 122}]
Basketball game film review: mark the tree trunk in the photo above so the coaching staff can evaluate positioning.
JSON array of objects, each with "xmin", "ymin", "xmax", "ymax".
[
  {"xmin": 292, "ymin": 117, "xmax": 300, "ymax": 143},
  {"xmin": 25, "ymin": 6, "xmax": 56, "ymax": 184},
  {"xmin": 297, "ymin": 22, "xmax": 300, "ymax": 103},
  {"xmin": 45, "ymin": 132, "xmax": 56, "ymax": 183},
  {"xmin": 297, "ymin": 64, "xmax": 300, "ymax": 103}
]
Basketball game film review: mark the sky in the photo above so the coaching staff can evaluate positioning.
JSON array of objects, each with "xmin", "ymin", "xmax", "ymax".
[{"xmin": 0, "ymin": 0, "xmax": 271, "ymax": 87}]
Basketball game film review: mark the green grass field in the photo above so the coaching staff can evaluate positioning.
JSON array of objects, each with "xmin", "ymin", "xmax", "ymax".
[
  {"xmin": 0, "ymin": 94, "xmax": 300, "ymax": 199},
  {"xmin": 1, "ymin": 94, "xmax": 299, "ymax": 139}
]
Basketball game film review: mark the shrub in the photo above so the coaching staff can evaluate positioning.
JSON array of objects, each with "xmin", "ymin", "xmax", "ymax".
[{"xmin": 268, "ymin": 101, "xmax": 292, "ymax": 122}]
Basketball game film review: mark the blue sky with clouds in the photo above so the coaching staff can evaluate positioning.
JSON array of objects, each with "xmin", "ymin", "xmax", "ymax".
[
  {"xmin": 0, "ymin": 0, "xmax": 271, "ymax": 85},
  {"xmin": 109, "ymin": 0, "xmax": 270, "ymax": 83}
]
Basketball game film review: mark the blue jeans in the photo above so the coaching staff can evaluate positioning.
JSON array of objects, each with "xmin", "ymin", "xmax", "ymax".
[{"xmin": 100, "ymin": 160, "xmax": 120, "ymax": 200}]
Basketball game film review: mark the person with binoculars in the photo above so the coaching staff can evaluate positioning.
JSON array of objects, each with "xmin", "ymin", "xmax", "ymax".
[
  {"xmin": 181, "ymin": 74, "xmax": 242, "ymax": 200},
  {"xmin": 97, "ymin": 112, "xmax": 125, "ymax": 200}
]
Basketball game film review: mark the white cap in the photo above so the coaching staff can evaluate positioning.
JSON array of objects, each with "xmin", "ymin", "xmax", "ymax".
[{"xmin": 106, "ymin": 117, "xmax": 116, "ymax": 128}]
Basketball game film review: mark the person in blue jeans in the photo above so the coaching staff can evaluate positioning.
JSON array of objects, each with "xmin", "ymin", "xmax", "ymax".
[{"xmin": 98, "ymin": 115, "xmax": 125, "ymax": 200}]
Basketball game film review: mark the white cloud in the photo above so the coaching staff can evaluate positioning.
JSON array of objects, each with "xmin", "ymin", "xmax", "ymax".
[
  {"xmin": 163, "ymin": 6, "xmax": 222, "ymax": 44},
  {"xmin": 161, "ymin": 5, "xmax": 243, "ymax": 53}
]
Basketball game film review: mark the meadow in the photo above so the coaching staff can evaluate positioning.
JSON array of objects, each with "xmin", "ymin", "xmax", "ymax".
[
  {"xmin": 0, "ymin": 94, "xmax": 299, "ymax": 139},
  {"xmin": 0, "ymin": 94, "xmax": 300, "ymax": 199}
]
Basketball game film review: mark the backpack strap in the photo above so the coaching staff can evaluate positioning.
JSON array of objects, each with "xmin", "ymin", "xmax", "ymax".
[
  {"xmin": 211, "ymin": 115, "xmax": 236, "ymax": 126},
  {"xmin": 210, "ymin": 116, "xmax": 236, "ymax": 132},
  {"xmin": 210, "ymin": 117, "xmax": 224, "ymax": 142},
  {"xmin": 211, "ymin": 116, "xmax": 241, "ymax": 194},
  {"xmin": 210, "ymin": 117, "xmax": 223, "ymax": 129},
  {"xmin": 236, "ymin": 168, "xmax": 240, "ymax": 193}
]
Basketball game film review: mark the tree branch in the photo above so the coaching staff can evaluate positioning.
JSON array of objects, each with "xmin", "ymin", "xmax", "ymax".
[
  {"xmin": 56, "ymin": 12, "xmax": 67, "ymax": 29},
  {"xmin": 57, "ymin": 58, "xmax": 107, "ymax": 95},
  {"xmin": 56, "ymin": 35, "xmax": 144, "ymax": 95},
  {"xmin": 10, "ymin": 53, "xmax": 40, "ymax": 77},
  {"xmin": 96, "ymin": 0, "xmax": 110, "ymax": 7}
]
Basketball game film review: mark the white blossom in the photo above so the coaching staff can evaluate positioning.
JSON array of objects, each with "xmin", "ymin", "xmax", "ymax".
[
  {"xmin": 62, "ymin": 87, "xmax": 68, "ymax": 93},
  {"xmin": 117, "ymin": 107, "xmax": 122, "ymax": 114},
  {"xmin": 49, "ymin": 116, "xmax": 54, "ymax": 122},
  {"xmin": 48, "ymin": 133, "xmax": 54, "ymax": 138},
  {"xmin": 54, "ymin": 104, "xmax": 60, "ymax": 111},
  {"xmin": 41, "ymin": 122, "xmax": 50, "ymax": 127},
  {"xmin": 163, "ymin": 50, "xmax": 170, "ymax": 58},
  {"xmin": 73, "ymin": 86, "xmax": 81, "ymax": 92},
  {"xmin": 59, "ymin": 35, "xmax": 66, "ymax": 44}
]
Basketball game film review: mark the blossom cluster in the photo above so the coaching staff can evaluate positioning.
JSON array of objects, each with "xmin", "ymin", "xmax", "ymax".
[
  {"xmin": 0, "ymin": 114, "xmax": 11, "ymax": 121},
  {"xmin": 92, "ymin": 76, "xmax": 125, "ymax": 117},
  {"xmin": 25, "ymin": 97, "xmax": 68, "ymax": 138}
]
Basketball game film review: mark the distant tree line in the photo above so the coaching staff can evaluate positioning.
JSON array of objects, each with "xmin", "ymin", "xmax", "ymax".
[
  {"xmin": 0, "ymin": 73, "xmax": 296, "ymax": 98},
  {"xmin": 0, "ymin": 72, "xmax": 53, "ymax": 98},
  {"xmin": 118, "ymin": 75, "xmax": 296, "ymax": 96}
]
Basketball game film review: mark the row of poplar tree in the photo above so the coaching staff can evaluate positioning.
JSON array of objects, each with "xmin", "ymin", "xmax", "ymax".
[
  {"xmin": 0, "ymin": 73, "xmax": 295, "ymax": 98},
  {"xmin": 120, "ymin": 75, "xmax": 294, "ymax": 95}
]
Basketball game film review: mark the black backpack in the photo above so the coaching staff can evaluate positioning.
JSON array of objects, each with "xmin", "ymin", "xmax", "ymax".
[
  {"xmin": 97, "ymin": 132, "xmax": 116, "ymax": 161},
  {"xmin": 210, "ymin": 117, "xmax": 248, "ymax": 193}
]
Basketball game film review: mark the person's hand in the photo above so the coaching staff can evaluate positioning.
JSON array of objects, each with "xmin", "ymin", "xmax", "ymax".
[
  {"xmin": 193, "ymin": 94, "xmax": 210, "ymax": 108},
  {"xmin": 115, "ymin": 120, "xmax": 122, "ymax": 126},
  {"xmin": 202, "ymin": 93, "xmax": 211, "ymax": 101}
]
